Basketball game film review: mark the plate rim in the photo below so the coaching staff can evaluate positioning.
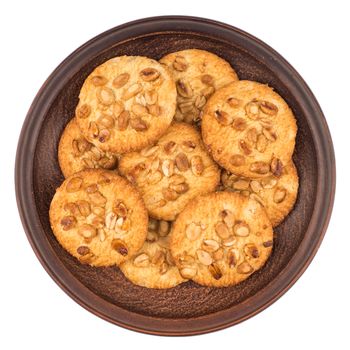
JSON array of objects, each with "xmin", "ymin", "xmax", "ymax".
[{"xmin": 15, "ymin": 15, "xmax": 336, "ymax": 336}]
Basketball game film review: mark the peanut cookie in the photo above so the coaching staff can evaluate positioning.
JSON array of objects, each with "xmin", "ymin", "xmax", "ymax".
[
  {"xmin": 58, "ymin": 119, "xmax": 118, "ymax": 178},
  {"xmin": 118, "ymin": 122, "xmax": 220, "ymax": 221},
  {"xmin": 170, "ymin": 191, "xmax": 273, "ymax": 287},
  {"xmin": 49, "ymin": 169, "xmax": 148, "ymax": 266},
  {"xmin": 160, "ymin": 49, "xmax": 238, "ymax": 124},
  {"xmin": 120, "ymin": 219, "xmax": 186, "ymax": 289},
  {"xmin": 220, "ymin": 162, "xmax": 299, "ymax": 227},
  {"xmin": 201, "ymin": 80, "xmax": 297, "ymax": 178},
  {"xmin": 75, "ymin": 56, "xmax": 177, "ymax": 153}
]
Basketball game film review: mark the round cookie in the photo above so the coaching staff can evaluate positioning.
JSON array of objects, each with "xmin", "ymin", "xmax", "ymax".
[
  {"xmin": 118, "ymin": 122, "xmax": 220, "ymax": 221},
  {"xmin": 75, "ymin": 56, "xmax": 177, "ymax": 153},
  {"xmin": 160, "ymin": 49, "xmax": 238, "ymax": 124},
  {"xmin": 170, "ymin": 191, "xmax": 273, "ymax": 287},
  {"xmin": 220, "ymin": 162, "xmax": 299, "ymax": 227},
  {"xmin": 120, "ymin": 219, "xmax": 186, "ymax": 289},
  {"xmin": 201, "ymin": 80, "xmax": 297, "ymax": 178},
  {"xmin": 58, "ymin": 119, "xmax": 118, "ymax": 178},
  {"xmin": 49, "ymin": 169, "xmax": 148, "ymax": 267}
]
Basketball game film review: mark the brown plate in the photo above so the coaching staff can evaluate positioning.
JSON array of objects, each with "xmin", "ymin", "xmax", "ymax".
[{"xmin": 15, "ymin": 16, "xmax": 335, "ymax": 335}]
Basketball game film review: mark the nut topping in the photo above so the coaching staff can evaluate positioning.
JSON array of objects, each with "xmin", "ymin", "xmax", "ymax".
[
  {"xmin": 104, "ymin": 212, "xmax": 117, "ymax": 231},
  {"xmin": 132, "ymin": 103, "xmax": 148, "ymax": 116},
  {"xmin": 77, "ymin": 246, "xmax": 90, "ymax": 256},
  {"xmin": 191, "ymin": 155, "xmax": 204, "ymax": 176},
  {"xmin": 208, "ymin": 263, "xmax": 222, "ymax": 280},
  {"xmin": 186, "ymin": 223, "xmax": 201, "ymax": 241},
  {"xmin": 78, "ymin": 224, "xmax": 97, "ymax": 239},
  {"xmin": 175, "ymin": 153, "xmax": 189, "ymax": 172},
  {"xmin": 237, "ymin": 261, "xmax": 253, "ymax": 274},
  {"xmin": 181, "ymin": 140, "xmax": 196, "ymax": 152},
  {"xmin": 259, "ymin": 101, "xmax": 278, "ymax": 116},
  {"xmin": 250, "ymin": 161, "xmax": 270, "ymax": 174},
  {"xmin": 250, "ymin": 180, "xmax": 263, "ymax": 193},
  {"xmin": 245, "ymin": 101, "xmax": 260, "ymax": 120},
  {"xmin": 60, "ymin": 216, "xmax": 76, "ymax": 230},
  {"xmin": 201, "ymin": 74, "xmax": 214, "ymax": 85},
  {"xmin": 122, "ymin": 83, "xmax": 142, "ymax": 100},
  {"xmin": 97, "ymin": 87, "xmax": 115, "ymax": 106},
  {"xmin": 234, "ymin": 222, "xmax": 250, "ymax": 237},
  {"xmin": 133, "ymin": 253, "xmax": 150, "ymax": 267},
  {"xmin": 130, "ymin": 117, "xmax": 148, "ymax": 131},
  {"xmin": 117, "ymin": 110, "xmax": 130, "ymax": 131},
  {"xmin": 214, "ymin": 110, "xmax": 233, "ymax": 126},
  {"xmin": 197, "ymin": 250, "xmax": 213, "ymax": 265},
  {"xmin": 179, "ymin": 266, "xmax": 197, "ymax": 279},
  {"xmin": 261, "ymin": 177, "xmax": 277, "ymax": 189},
  {"xmin": 215, "ymin": 222, "xmax": 230, "ymax": 239},
  {"xmin": 140, "ymin": 145, "xmax": 159, "ymax": 157},
  {"xmin": 227, "ymin": 97, "xmax": 240, "ymax": 107},
  {"xmin": 98, "ymin": 114, "xmax": 115, "ymax": 128},
  {"xmin": 113, "ymin": 73, "xmax": 130, "ymax": 88},
  {"xmin": 169, "ymin": 174, "xmax": 186, "ymax": 185},
  {"xmin": 91, "ymin": 75, "xmax": 107, "ymax": 86},
  {"xmin": 232, "ymin": 118, "xmax": 247, "ymax": 131},
  {"xmin": 176, "ymin": 79, "xmax": 193, "ymax": 98},
  {"xmin": 244, "ymin": 244, "xmax": 260, "ymax": 259},
  {"xmin": 148, "ymin": 104, "xmax": 162, "ymax": 117},
  {"xmin": 151, "ymin": 250, "xmax": 165, "ymax": 265},
  {"xmin": 158, "ymin": 220, "xmax": 170, "ymax": 237},
  {"xmin": 228, "ymin": 249, "xmax": 240, "ymax": 268},
  {"xmin": 164, "ymin": 141, "xmax": 177, "ymax": 155},
  {"xmin": 113, "ymin": 101, "xmax": 124, "ymax": 118},
  {"xmin": 239, "ymin": 140, "xmax": 252, "ymax": 155},
  {"xmin": 66, "ymin": 177, "xmax": 83, "ymax": 192},
  {"xmin": 76, "ymin": 104, "xmax": 91, "ymax": 119},
  {"xmin": 161, "ymin": 159, "xmax": 174, "ymax": 177},
  {"xmin": 98, "ymin": 129, "xmax": 110, "ymax": 143},
  {"xmin": 202, "ymin": 239, "xmax": 220, "ymax": 252},
  {"xmin": 162, "ymin": 188, "xmax": 179, "ymax": 201},
  {"xmin": 76, "ymin": 200, "xmax": 91, "ymax": 217},
  {"xmin": 173, "ymin": 55, "xmax": 188, "ymax": 71},
  {"xmin": 111, "ymin": 239, "xmax": 128, "ymax": 256},
  {"xmin": 233, "ymin": 179, "xmax": 250, "ymax": 190},
  {"xmin": 221, "ymin": 210, "xmax": 235, "ymax": 228},
  {"xmin": 169, "ymin": 182, "xmax": 189, "ymax": 194},
  {"xmin": 256, "ymin": 134, "xmax": 268, "ymax": 152},
  {"xmin": 140, "ymin": 68, "xmax": 160, "ymax": 82},
  {"xmin": 273, "ymin": 187, "xmax": 287, "ymax": 203},
  {"xmin": 271, "ymin": 158, "xmax": 283, "ymax": 177}
]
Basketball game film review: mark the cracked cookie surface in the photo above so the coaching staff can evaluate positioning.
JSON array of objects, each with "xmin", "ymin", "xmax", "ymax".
[
  {"xmin": 49, "ymin": 169, "xmax": 148, "ymax": 266},
  {"xmin": 170, "ymin": 191, "xmax": 273, "ymax": 287},
  {"xmin": 118, "ymin": 122, "xmax": 220, "ymax": 221},
  {"xmin": 75, "ymin": 56, "xmax": 177, "ymax": 153},
  {"xmin": 201, "ymin": 80, "xmax": 297, "ymax": 178},
  {"xmin": 58, "ymin": 119, "xmax": 118, "ymax": 178},
  {"xmin": 120, "ymin": 219, "xmax": 186, "ymax": 289},
  {"xmin": 160, "ymin": 49, "xmax": 238, "ymax": 124}
]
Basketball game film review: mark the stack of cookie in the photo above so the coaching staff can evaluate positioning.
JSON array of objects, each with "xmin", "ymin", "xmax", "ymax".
[{"xmin": 50, "ymin": 49, "xmax": 298, "ymax": 289}]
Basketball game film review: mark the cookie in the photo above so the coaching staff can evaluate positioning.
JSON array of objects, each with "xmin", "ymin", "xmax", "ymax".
[
  {"xmin": 118, "ymin": 122, "xmax": 220, "ymax": 221},
  {"xmin": 58, "ymin": 119, "xmax": 118, "ymax": 178},
  {"xmin": 170, "ymin": 191, "xmax": 273, "ymax": 287},
  {"xmin": 120, "ymin": 218, "xmax": 186, "ymax": 289},
  {"xmin": 49, "ymin": 169, "xmax": 148, "ymax": 266},
  {"xmin": 75, "ymin": 56, "xmax": 177, "ymax": 153},
  {"xmin": 220, "ymin": 162, "xmax": 299, "ymax": 227},
  {"xmin": 201, "ymin": 80, "xmax": 297, "ymax": 178},
  {"xmin": 160, "ymin": 49, "xmax": 238, "ymax": 124}
]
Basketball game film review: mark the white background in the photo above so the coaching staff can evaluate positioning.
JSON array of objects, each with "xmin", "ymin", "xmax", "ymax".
[{"xmin": 1, "ymin": 0, "xmax": 349, "ymax": 348}]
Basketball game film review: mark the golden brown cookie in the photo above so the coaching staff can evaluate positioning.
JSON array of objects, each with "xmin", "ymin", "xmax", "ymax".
[
  {"xmin": 120, "ymin": 218, "xmax": 186, "ymax": 289},
  {"xmin": 170, "ymin": 191, "xmax": 273, "ymax": 287},
  {"xmin": 220, "ymin": 162, "xmax": 299, "ymax": 227},
  {"xmin": 201, "ymin": 80, "xmax": 297, "ymax": 178},
  {"xmin": 160, "ymin": 49, "xmax": 238, "ymax": 124},
  {"xmin": 75, "ymin": 56, "xmax": 177, "ymax": 153},
  {"xmin": 49, "ymin": 169, "xmax": 148, "ymax": 267},
  {"xmin": 118, "ymin": 122, "xmax": 220, "ymax": 221},
  {"xmin": 58, "ymin": 119, "xmax": 118, "ymax": 178}
]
